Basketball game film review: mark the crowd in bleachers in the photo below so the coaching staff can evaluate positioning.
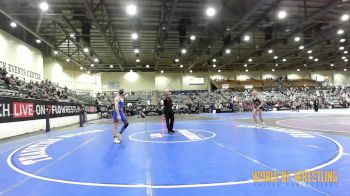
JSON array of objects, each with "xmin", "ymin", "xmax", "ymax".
[
  {"xmin": 0, "ymin": 67, "xmax": 96, "ymax": 105},
  {"xmin": 2, "ymin": 66, "xmax": 349, "ymax": 116},
  {"xmin": 94, "ymin": 84, "xmax": 350, "ymax": 117}
]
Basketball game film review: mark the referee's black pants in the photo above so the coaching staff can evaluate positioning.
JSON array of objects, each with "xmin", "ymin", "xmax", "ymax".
[{"xmin": 165, "ymin": 112, "xmax": 174, "ymax": 131}]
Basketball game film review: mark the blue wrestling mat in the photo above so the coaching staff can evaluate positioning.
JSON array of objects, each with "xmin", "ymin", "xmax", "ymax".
[{"xmin": 0, "ymin": 112, "xmax": 349, "ymax": 196}]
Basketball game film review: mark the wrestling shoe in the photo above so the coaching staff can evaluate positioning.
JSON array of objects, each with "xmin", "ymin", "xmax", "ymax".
[
  {"xmin": 261, "ymin": 122, "xmax": 266, "ymax": 127},
  {"xmin": 117, "ymin": 133, "xmax": 123, "ymax": 142},
  {"xmin": 114, "ymin": 137, "xmax": 121, "ymax": 144}
]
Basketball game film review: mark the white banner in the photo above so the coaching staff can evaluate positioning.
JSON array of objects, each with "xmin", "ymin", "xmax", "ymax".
[
  {"xmin": 222, "ymin": 84, "xmax": 229, "ymax": 89},
  {"xmin": 189, "ymin": 77, "xmax": 204, "ymax": 85}
]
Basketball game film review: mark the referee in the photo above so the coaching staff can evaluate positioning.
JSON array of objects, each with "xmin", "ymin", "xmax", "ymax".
[{"xmin": 163, "ymin": 89, "xmax": 175, "ymax": 133}]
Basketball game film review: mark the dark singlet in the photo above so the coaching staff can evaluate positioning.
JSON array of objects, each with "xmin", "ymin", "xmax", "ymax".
[{"xmin": 253, "ymin": 97, "xmax": 261, "ymax": 108}]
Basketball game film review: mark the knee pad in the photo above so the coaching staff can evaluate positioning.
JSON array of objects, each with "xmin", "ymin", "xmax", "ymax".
[{"xmin": 123, "ymin": 122, "xmax": 129, "ymax": 128}]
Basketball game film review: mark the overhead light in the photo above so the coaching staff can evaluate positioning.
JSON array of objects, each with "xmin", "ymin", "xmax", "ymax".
[
  {"xmin": 299, "ymin": 45, "xmax": 304, "ymax": 50},
  {"xmin": 80, "ymin": 67, "xmax": 83, "ymax": 70},
  {"xmin": 136, "ymin": 59, "xmax": 140, "ymax": 63},
  {"xmin": 212, "ymin": 59, "xmax": 217, "ymax": 62},
  {"xmin": 337, "ymin": 29, "xmax": 344, "ymax": 35},
  {"xmin": 282, "ymin": 58, "xmax": 286, "ymax": 62},
  {"xmin": 344, "ymin": 51, "xmax": 348, "ymax": 54},
  {"xmin": 66, "ymin": 58, "xmax": 70, "ymax": 62},
  {"xmin": 330, "ymin": 63, "xmax": 334, "ymax": 67},
  {"xmin": 189, "ymin": 70, "xmax": 193, "ymax": 73},
  {"xmin": 161, "ymin": 70, "xmax": 164, "ymax": 73},
  {"xmin": 339, "ymin": 46, "xmax": 345, "ymax": 50},
  {"xmin": 297, "ymin": 69, "xmax": 300, "ymax": 72},
  {"xmin": 218, "ymin": 69, "xmax": 221, "ymax": 73},
  {"xmin": 174, "ymin": 58, "xmax": 179, "ymax": 63},
  {"xmin": 307, "ymin": 50, "xmax": 312, "ymax": 54},
  {"xmin": 94, "ymin": 58, "xmax": 99, "ymax": 62},
  {"xmin": 277, "ymin": 10, "xmax": 287, "ymax": 19},
  {"xmin": 294, "ymin": 36, "xmax": 301, "ymax": 42},
  {"xmin": 248, "ymin": 58, "xmax": 253, "ymax": 62},
  {"xmin": 146, "ymin": 65, "xmax": 150, "ymax": 68},
  {"xmin": 39, "ymin": 2, "xmax": 49, "ymax": 11},
  {"xmin": 90, "ymin": 64, "xmax": 94, "ymax": 67},
  {"xmin": 130, "ymin": 69, "xmax": 133, "ymax": 72},
  {"xmin": 190, "ymin": 35, "xmax": 196, "ymax": 40},
  {"xmin": 87, "ymin": 71, "xmax": 91, "ymax": 74},
  {"xmin": 344, "ymin": 59, "xmax": 348, "ymax": 62},
  {"xmin": 304, "ymin": 63, "xmax": 307, "ymax": 67},
  {"xmin": 53, "ymin": 50, "xmax": 58, "ymax": 55},
  {"xmin": 180, "ymin": 64, "xmax": 183, "ymax": 68},
  {"xmin": 340, "ymin": 38, "xmax": 346, "ymax": 43},
  {"xmin": 10, "ymin": 22, "xmax": 16, "ymax": 28},
  {"xmin": 126, "ymin": 4, "xmax": 137, "ymax": 16},
  {"xmin": 272, "ymin": 69, "xmax": 275, "ymax": 72},
  {"xmin": 344, "ymin": 68, "xmax": 348, "ymax": 71},
  {"xmin": 245, "ymin": 69, "xmax": 249, "ymax": 72},
  {"xmin": 268, "ymin": 49, "xmax": 273, "ymax": 54},
  {"xmin": 314, "ymin": 58, "xmax": 319, "ymax": 62},
  {"xmin": 206, "ymin": 7, "xmax": 216, "ymax": 17},
  {"xmin": 225, "ymin": 49, "xmax": 231, "ymax": 54},
  {"xmin": 69, "ymin": 33, "xmax": 75, "ymax": 38},
  {"xmin": 342, "ymin": 56, "xmax": 346, "ymax": 59},
  {"xmin": 181, "ymin": 48, "xmax": 187, "ymax": 54},
  {"xmin": 275, "ymin": 63, "xmax": 278, "ymax": 67},
  {"xmin": 341, "ymin": 14, "xmax": 349, "ymax": 21},
  {"xmin": 244, "ymin": 64, "xmax": 247, "ymax": 67},
  {"xmin": 131, "ymin": 33, "xmax": 138, "ymax": 40},
  {"xmin": 36, "ymin": 39, "xmax": 41, "ymax": 44},
  {"xmin": 274, "ymin": 56, "xmax": 278, "ymax": 59},
  {"xmin": 243, "ymin": 35, "xmax": 250, "ymax": 41},
  {"xmin": 213, "ymin": 64, "xmax": 216, "ymax": 68},
  {"xmin": 134, "ymin": 48, "xmax": 140, "ymax": 54},
  {"xmin": 110, "ymin": 65, "xmax": 113, "ymax": 68},
  {"xmin": 309, "ymin": 56, "xmax": 313, "ymax": 59},
  {"xmin": 83, "ymin": 48, "xmax": 89, "ymax": 53}
]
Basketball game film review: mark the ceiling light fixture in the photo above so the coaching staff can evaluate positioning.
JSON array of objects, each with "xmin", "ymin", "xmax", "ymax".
[
  {"xmin": 131, "ymin": 33, "xmax": 138, "ymax": 40},
  {"xmin": 277, "ymin": 10, "xmax": 287, "ymax": 19},
  {"xmin": 39, "ymin": 2, "xmax": 49, "ymax": 11},
  {"xmin": 206, "ymin": 7, "xmax": 216, "ymax": 17},
  {"xmin": 126, "ymin": 4, "xmax": 137, "ymax": 16},
  {"xmin": 10, "ymin": 22, "xmax": 16, "ymax": 28},
  {"xmin": 341, "ymin": 14, "xmax": 349, "ymax": 21},
  {"xmin": 337, "ymin": 29, "xmax": 344, "ymax": 35}
]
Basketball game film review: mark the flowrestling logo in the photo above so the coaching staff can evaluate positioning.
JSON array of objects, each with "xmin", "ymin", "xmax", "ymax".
[{"xmin": 0, "ymin": 97, "xmax": 89, "ymax": 123}]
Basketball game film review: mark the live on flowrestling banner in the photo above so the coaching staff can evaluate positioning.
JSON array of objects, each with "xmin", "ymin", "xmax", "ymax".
[
  {"xmin": 252, "ymin": 170, "xmax": 338, "ymax": 185},
  {"xmin": 0, "ymin": 97, "xmax": 98, "ymax": 123}
]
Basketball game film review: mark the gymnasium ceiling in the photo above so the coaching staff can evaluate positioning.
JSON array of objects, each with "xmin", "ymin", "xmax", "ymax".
[{"xmin": 0, "ymin": 0, "xmax": 350, "ymax": 73}]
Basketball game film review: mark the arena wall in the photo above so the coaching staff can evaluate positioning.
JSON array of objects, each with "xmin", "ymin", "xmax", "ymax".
[
  {"xmin": 0, "ymin": 29, "xmax": 43, "ymax": 82},
  {"xmin": 44, "ymin": 58, "xmax": 102, "ymax": 94},
  {"xmin": 0, "ymin": 113, "xmax": 100, "ymax": 140}
]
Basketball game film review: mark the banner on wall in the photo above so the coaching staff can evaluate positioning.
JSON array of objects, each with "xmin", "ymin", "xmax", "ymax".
[
  {"xmin": 189, "ymin": 78, "xmax": 204, "ymax": 85},
  {"xmin": 0, "ymin": 97, "xmax": 97, "ymax": 123},
  {"xmin": 0, "ymin": 60, "xmax": 42, "ymax": 81},
  {"xmin": 244, "ymin": 85, "xmax": 254, "ymax": 89},
  {"xmin": 107, "ymin": 81, "xmax": 120, "ymax": 89},
  {"xmin": 222, "ymin": 84, "xmax": 229, "ymax": 89}
]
